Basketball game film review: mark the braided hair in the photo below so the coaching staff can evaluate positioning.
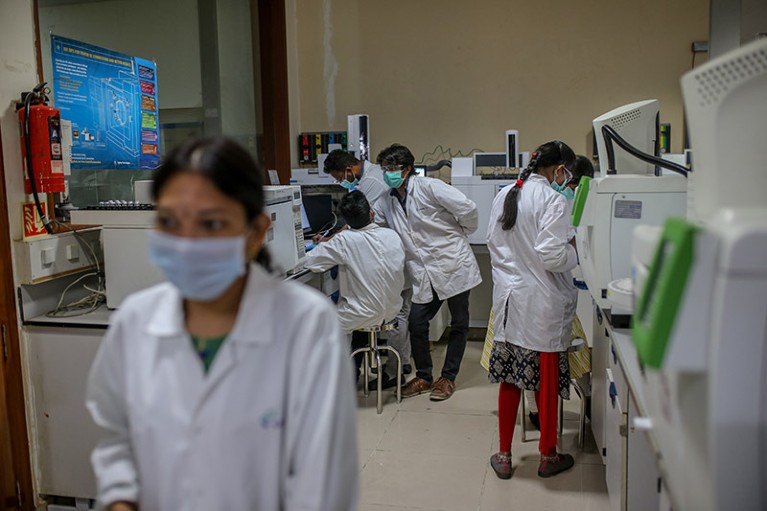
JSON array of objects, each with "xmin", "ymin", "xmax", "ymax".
[{"xmin": 498, "ymin": 140, "xmax": 576, "ymax": 230}]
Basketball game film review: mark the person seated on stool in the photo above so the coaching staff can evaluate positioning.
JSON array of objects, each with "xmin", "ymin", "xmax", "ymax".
[{"xmin": 305, "ymin": 191, "xmax": 406, "ymax": 388}]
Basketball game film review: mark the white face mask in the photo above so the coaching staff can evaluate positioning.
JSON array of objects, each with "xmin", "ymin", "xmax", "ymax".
[{"xmin": 148, "ymin": 231, "xmax": 247, "ymax": 301}]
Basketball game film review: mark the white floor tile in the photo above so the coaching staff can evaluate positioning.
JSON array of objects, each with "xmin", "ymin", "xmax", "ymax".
[
  {"xmin": 360, "ymin": 450, "xmax": 486, "ymax": 511},
  {"xmin": 355, "ymin": 339, "xmax": 610, "ymax": 510}
]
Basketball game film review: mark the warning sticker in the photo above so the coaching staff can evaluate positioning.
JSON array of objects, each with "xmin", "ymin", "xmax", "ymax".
[{"xmin": 614, "ymin": 200, "xmax": 642, "ymax": 219}]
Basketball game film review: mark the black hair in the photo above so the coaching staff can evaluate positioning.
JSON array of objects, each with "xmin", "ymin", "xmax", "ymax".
[
  {"xmin": 572, "ymin": 155, "xmax": 595, "ymax": 183},
  {"xmin": 152, "ymin": 136, "xmax": 271, "ymax": 269},
  {"xmin": 339, "ymin": 190, "xmax": 372, "ymax": 230},
  {"xmin": 324, "ymin": 149, "xmax": 359, "ymax": 174},
  {"xmin": 499, "ymin": 140, "xmax": 576, "ymax": 231},
  {"xmin": 376, "ymin": 143, "xmax": 416, "ymax": 170}
]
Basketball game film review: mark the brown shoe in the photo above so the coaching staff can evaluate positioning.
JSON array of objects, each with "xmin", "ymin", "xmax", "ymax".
[
  {"xmin": 401, "ymin": 377, "xmax": 432, "ymax": 398},
  {"xmin": 429, "ymin": 377, "xmax": 455, "ymax": 401}
]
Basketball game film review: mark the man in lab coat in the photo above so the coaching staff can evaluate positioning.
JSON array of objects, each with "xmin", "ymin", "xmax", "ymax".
[
  {"xmin": 305, "ymin": 190, "xmax": 406, "ymax": 383},
  {"xmin": 373, "ymin": 143, "xmax": 481, "ymax": 401},
  {"xmin": 324, "ymin": 148, "xmax": 388, "ymax": 205},
  {"xmin": 324, "ymin": 149, "xmax": 413, "ymax": 385}
]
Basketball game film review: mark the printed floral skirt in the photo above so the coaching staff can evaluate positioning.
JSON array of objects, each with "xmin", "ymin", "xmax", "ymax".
[{"xmin": 487, "ymin": 341, "xmax": 570, "ymax": 399}]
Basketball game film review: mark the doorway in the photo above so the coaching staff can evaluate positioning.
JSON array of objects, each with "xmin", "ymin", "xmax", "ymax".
[{"xmin": 0, "ymin": 125, "xmax": 34, "ymax": 509}]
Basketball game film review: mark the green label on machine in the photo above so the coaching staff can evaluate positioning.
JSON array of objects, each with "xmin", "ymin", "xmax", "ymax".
[
  {"xmin": 632, "ymin": 217, "xmax": 697, "ymax": 369},
  {"xmin": 571, "ymin": 176, "xmax": 591, "ymax": 227}
]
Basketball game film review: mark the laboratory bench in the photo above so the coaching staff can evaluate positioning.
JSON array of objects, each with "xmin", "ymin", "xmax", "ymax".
[{"xmin": 589, "ymin": 306, "xmax": 677, "ymax": 511}]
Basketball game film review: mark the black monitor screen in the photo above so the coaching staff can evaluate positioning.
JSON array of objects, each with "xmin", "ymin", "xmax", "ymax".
[{"xmin": 302, "ymin": 194, "xmax": 335, "ymax": 233}]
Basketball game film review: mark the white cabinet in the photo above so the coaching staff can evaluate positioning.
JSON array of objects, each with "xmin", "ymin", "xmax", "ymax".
[
  {"xmin": 627, "ymin": 392, "xmax": 661, "ymax": 511},
  {"xmin": 25, "ymin": 326, "xmax": 102, "ymax": 499},
  {"xmin": 590, "ymin": 305, "xmax": 609, "ymax": 464}
]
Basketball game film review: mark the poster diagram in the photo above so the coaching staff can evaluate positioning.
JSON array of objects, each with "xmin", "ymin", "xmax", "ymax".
[{"xmin": 51, "ymin": 35, "xmax": 160, "ymax": 170}]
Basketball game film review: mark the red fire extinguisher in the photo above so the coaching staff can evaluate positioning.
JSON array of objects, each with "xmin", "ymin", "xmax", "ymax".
[
  {"xmin": 18, "ymin": 83, "xmax": 65, "ymax": 195},
  {"xmin": 17, "ymin": 83, "xmax": 62, "ymax": 234}
]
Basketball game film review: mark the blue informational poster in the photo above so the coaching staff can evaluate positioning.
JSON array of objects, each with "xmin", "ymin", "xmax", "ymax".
[{"xmin": 51, "ymin": 35, "xmax": 160, "ymax": 170}]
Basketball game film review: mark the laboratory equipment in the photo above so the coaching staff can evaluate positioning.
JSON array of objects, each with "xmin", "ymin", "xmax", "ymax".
[
  {"xmin": 290, "ymin": 167, "xmax": 338, "ymax": 186},
  {"xmin": 262, "ymin": 185, "xmax": 306, "ymax": 276},
  {"xmin": 452, "ymin": 174, "xmax": 516, "ymax": 244},
  {"xmin": 70, "ymin": 185, "xmax": 306, "ymax": 307},
  {"xmin": 505, "ymin": 129, "xmax": 519, "ymax": 169},
  {"xmin": 472, "ymin": 151, "xmax": 507, "ymax": 173},
  {"xmin": 632, "ymin": 37, "xmax": 767, "ymax": 511},
  {"xmin": 573, "ymin": 173, "xmax": 687, "ymax": 312},
  {"xmin": 70, "ymin": 209, "xmax": 160, "ymax": 308},
  {"xmin": 347, "ymin": 114, "xmax": 370, "ymax": 162},
  {"xmin": 592, "ymin": 99, "xmax": 659, "ymax": 177}
]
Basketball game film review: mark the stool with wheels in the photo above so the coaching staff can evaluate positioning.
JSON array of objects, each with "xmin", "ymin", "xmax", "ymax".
[{"xmin": 351, "ymin": 320, "xmax": 401, "ymax": 414}]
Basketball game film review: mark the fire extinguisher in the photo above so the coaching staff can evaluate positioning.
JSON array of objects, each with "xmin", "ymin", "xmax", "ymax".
[{"xmin": 17, "ymin": 83, "xmax": 62, "ymax": 234}]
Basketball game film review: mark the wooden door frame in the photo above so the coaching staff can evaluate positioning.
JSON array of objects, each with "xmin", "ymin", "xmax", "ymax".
[
  {"xmin": 256, "ymin": 0, "xmax": 292, "ymax": 184},
  {"xmin": 0, "ymin": 126, "xmax": 34, "ymax": 509}
]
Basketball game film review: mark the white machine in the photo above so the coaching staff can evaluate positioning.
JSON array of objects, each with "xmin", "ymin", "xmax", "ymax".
[
  {"xmin": 347, "ymin": 114, "xmax": 370, "ymax": 162},
  {"xmin": 69, "ymin": 209, "xmax": 160, "ymax": 309},
  {"xmin": 70, "ymin": 186, "xmax": 306, "ymax": 308},
  {"xmin": 263, "ymin": 185, "xmax": 306, "ymax": 276},
  {"xmin": 593, "ymin": 99, "xmax": 659, "ymax": 176},
  {"xmin": 452, "ymin": 175, "xmax": 516, "ymax": 245},
  {"xmin": 290, "ymin": 167, "xmax": 340, "ymax": 186},
  {"xmin": 505, "ymin": 129, "xmax": 519, "ymax": 169},
  {"xmin": 573, "ymin": 173, "xmax": 687, "ymax": 311},
  {"xmin": 632, "ymin": 37, "xmax": 767, "ymax": 511}
]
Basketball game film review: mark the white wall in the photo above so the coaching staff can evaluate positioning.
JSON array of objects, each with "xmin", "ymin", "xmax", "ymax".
[
  {"xmin": 0, "ymin": 0, "xmax": 45, "ymax": 499},
  {"xmin": 38, "ymin": 0, "xmax": 203, "ymax": 110}
]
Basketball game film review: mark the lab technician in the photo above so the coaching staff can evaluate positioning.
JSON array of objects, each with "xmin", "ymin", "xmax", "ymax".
[
  {"xmin": 86, "ymin": 137, "xmax": 358, "ymax": 511},
  {"xmin": 487, "ymin": 140, "xmax": 578, "ymax": 479},
  {"xmin": 324, "ymin": 148, "xmax": 413, "ymax": 382},
  {"xmin": 305, "ymin": 190, "xmax": 406, "ymax": 387},
  {"xmin": 373, "ymin": 143, "xmax": 481, "ymax": 401},
  {"xmin": 523, "ymin": 153, "xmax": 595, "ymax": 430},
  {"xmin": 323, "ymin": 148, "xmax": 388, "ymax": 205}
]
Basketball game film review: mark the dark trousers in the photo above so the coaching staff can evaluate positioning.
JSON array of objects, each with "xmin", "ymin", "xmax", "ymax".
[
  {"xmin": 351, "ymin": 331, "xmax": 368, "ymax": 374},
  {"xmin": 409, "ymin": 288, "xmax": 471, "ymax": 383}
]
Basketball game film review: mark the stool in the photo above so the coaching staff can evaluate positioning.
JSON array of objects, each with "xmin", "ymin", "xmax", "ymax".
[
  {"xmin": 520, "ymin": 338, "xmax": 588, "ymax": 448},
  {"xmin": 351, "ymin": 320, "xmax": 401, "ymax": 414}
]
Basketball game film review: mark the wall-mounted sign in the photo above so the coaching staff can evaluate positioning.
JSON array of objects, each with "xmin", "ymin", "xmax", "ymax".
[{"xmin": 51, "ymin": 35, "xmax": 160, "ymax": 170}]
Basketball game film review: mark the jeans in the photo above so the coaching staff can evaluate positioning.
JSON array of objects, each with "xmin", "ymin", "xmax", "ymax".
[{"xmin": 409, "ymin": 287, "xmax": 471, "ymax": 383}]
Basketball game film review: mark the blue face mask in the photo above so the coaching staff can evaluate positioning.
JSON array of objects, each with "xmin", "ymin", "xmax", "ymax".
[
  {"xmin": 340, "ymin": 178, "xmax": 359, "ymax": 190},
  {"xmin": 148, "ymin": 231, "xmax": 247, "ymax": 301},
  {"xmin": 339, "ymin": 170, "xmax": 359, "ymax": 190},
  {"xmin": 550, "ymin": 167, "xmax": 573, "ymax": 198},
  {"xmin": 561, "ymin": 187, "xmax": 576, "ymax": 201},
  {"xmin": 383, "ymin": 170, "xmax": 405, "ymax": 189}
]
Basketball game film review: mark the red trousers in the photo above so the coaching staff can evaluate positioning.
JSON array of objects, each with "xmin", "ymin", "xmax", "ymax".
[{"xmin": 497, "ymin": 351, "xmax": 560, "ymax": 456}]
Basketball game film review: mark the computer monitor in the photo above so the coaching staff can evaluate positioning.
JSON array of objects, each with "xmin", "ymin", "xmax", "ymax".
[
  {"xmin": 299, "ymin": 202, "xmax": 311, "ymax": 233},
  {"xmin": 592, "ymin": 99, "xmax": 659, "ymax": 177},
  {"xmin": 301, "ymin": 194, "xmax": 335, "ymax": 233}
]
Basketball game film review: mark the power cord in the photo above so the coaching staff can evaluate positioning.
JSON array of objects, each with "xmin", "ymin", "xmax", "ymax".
[{"xmin": 45, "ymin": 221, "xmax": 106, "ymax": 317}]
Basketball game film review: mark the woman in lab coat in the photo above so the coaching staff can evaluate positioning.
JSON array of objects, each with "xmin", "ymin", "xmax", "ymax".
[
  {"xmin": 86, "ymin": 137, "xmax": 358, "ymax": 511},
  {"xmin": 486, "ymin": 140, "xmax": 578, "ymax": 480}
]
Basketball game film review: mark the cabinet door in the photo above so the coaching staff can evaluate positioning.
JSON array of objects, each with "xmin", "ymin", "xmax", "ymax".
[
  {"xmin": 590, "ymin": 306, "xmax": 609, "ymax": 463},
  {"xmin": 627, "ymin": 392, "xmax": 661, "ymax": 511},
  {"xmin": 26, "ymin": 327, "xmax": 103, "ymax": 499},
  {"xmin": 605, "ymin": 366, "xmax": 627, "ymax": 511}
]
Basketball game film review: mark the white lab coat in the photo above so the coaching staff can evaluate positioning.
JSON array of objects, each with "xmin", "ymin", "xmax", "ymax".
[
  {"xmin": 357, "ymin": 161, "xmax": 388, "ymax": 206},
  {"xmin": 487, "ymin": 174, "xmax": 578, "ymax": 352},
  {"xmin": 373, "ymin": 176, "xmax": 482, "ymax": 304},
  {"xmin": 86, "ymin": 265, "xmax": 358, "ymax": 511},
  {"xmin": 305, "ymin": 223, "xmax": 405, "ymax": 332}
]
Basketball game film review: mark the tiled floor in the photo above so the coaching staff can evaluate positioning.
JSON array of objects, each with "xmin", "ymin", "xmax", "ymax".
[{"xmin": 355, "ymin": 340, "xmax": 611, "ymax": 511}]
